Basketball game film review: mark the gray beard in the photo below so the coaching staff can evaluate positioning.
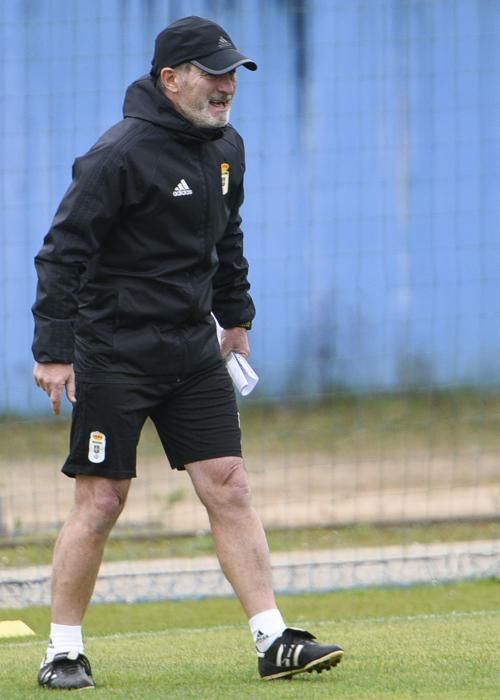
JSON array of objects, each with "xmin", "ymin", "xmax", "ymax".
[{"xmin": 179, "ymin": 101, "xmax": 231, "ymax": 129}]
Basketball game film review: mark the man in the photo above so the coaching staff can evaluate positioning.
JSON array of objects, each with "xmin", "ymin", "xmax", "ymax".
[{"xmin": 32, "ymin": 16, "xmax": 344, "ymax": 690}]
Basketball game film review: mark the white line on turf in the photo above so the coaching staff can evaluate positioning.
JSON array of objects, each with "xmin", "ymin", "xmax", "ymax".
[{"xmin": 1, "ymin": 609, "xmax": 498, "ymax": 649}]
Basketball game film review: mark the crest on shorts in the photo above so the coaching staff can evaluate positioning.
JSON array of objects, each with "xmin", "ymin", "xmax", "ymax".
[
  {"xmin": 88, "ymin": 431, "xmax": 106, "ymax": 464},
  {"xmin": 221, "ymin": 162, "xmax": 230, "ymax": 195}
]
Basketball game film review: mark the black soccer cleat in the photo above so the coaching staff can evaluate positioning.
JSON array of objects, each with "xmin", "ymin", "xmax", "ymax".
[
  {"xmin": 258, "ymin": 627, "xmax": 344, "ymax": 680},
  {"xmin": 38, "ymin": 651, "xmax": 96, "ymax": 690}
]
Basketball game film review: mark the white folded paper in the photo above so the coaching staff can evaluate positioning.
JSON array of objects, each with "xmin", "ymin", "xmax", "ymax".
[{"xmin": 225, "ymin": 352, "xmax": 259, "ymax": 396}]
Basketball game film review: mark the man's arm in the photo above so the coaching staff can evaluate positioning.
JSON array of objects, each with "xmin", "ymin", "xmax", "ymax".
[
  {"xmin": 32, "ymin": 143, "xmax": 123, "ymax": 410},
  {"xmin": 212, "ymin": 176, "xmax": 256, "ymax": 343}
]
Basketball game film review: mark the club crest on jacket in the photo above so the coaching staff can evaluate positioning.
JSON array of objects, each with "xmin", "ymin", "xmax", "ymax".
[{"xmin": 221, "ymin": 162, "xmax": 230, "ymax": 195}]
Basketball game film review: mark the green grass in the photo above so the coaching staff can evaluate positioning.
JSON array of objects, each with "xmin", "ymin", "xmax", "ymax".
[
  {"xmin": 241, "ymin": 389, "xmax": 500, "ymax": 456},
  {"xmin": 1, "ymin": 580, "xmax": 499, "ymax": 698},
  {"xmin": 1, "ymin": 520, "xmax": 499, "ymax": 567},
  {"xmin": 3, "ymin": 388, "xmax": 500, "ymax": 460}
]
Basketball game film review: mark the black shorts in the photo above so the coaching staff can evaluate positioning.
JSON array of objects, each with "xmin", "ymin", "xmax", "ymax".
[{"xmin": 63, "ymin": 360, "xmax": 241, "ymax": 479}]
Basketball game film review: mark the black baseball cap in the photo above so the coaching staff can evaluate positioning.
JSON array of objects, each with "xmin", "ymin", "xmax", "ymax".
[{"xmin": 150, "ymin": 16, "xmax": 257, "ymax": 76}]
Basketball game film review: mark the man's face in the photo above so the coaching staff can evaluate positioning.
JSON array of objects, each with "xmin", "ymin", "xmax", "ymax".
[{"xmin": 174, "ymin": 65, "xmax": 237, "ymax": 128}]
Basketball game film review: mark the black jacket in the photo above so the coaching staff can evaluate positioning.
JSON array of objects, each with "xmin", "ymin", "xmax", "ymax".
[{"xmin": 32, "ymin": 75, "xmax": 255, "ymax": 382}]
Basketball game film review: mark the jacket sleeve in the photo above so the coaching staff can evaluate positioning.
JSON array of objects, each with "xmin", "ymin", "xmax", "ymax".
[
  {"xmin": 212, "ymin": 176, "xmax": 256, "ymax": 330},
  {"xmin": 32, "ymin": 143, "xmax": 123, "ymax": 363}
]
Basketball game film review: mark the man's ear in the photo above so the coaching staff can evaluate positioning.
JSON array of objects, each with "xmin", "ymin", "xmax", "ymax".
[{"xmin": 160, "ymin": 67, "xmax": 178, "ymax": 94}]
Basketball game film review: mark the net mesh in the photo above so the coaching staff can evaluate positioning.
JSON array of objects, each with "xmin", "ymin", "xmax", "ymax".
[{"xmin": 1, "ymin": 0, "xmax": 499, "ymax": 605}]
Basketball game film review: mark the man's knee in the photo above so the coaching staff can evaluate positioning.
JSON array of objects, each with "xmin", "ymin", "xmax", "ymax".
[
  {"xmin": 220, "ymin": 457, "xmax": 249, "ymax": 489},
  {"xmin": 188, "ymin": 457, "xmax": 251, "ymax": 511},
  {"xmin": 74, "ymin": 476, "xmax": 129, "ymax": 531}
]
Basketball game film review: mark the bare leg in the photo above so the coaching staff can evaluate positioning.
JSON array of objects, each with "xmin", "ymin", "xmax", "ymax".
[
  {"xmin": 51, "ymin": 476, "xmax": 130, "ymax": 624},
  {"xmin": 186, "ymin": 457, "xmax": 276, "ymax": 618}
]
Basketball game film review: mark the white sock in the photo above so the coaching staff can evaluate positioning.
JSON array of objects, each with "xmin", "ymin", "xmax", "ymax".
[
  {"xmin": 43, "ymin": 624, "xmax": 84, "ymax": 663},
  {"xmin": 249, "ymin": 609, "xmax": 287, "ymax": 653}
]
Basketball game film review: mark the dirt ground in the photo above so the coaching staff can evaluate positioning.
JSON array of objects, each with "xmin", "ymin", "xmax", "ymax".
[{"xmin": 1, "ymin": 449, "xmax": 498, "ymax": 536}]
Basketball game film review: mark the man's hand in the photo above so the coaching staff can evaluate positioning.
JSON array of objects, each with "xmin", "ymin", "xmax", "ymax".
[
  {"xmin": 33, "ymin": 362, "xmax": 76, "ymax": 415},
  {"xmin": 220, "ymin": 327, "xmax": 250, "ymax": 359}
]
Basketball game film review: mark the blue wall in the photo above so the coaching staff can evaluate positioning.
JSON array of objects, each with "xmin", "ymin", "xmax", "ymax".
[{"xmin": 1, "ymin": 0, "xmax": 499, "ymax": 412}]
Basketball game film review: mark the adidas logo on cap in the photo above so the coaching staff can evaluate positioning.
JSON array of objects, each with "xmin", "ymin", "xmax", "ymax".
[{"xmin": 218, "ymin": 35, "xmax": 233, "ymax": 48}]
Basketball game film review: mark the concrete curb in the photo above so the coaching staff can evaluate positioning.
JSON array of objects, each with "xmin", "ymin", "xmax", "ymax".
[{"xmin": 1, "ymin": 540, "xmax": 498, "ymax": 608}]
